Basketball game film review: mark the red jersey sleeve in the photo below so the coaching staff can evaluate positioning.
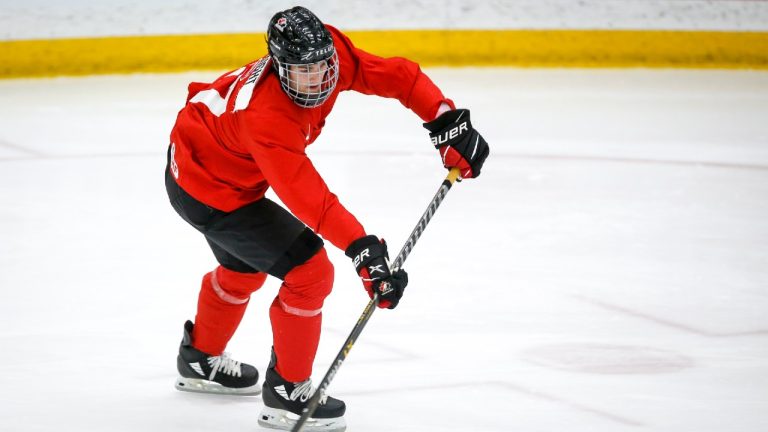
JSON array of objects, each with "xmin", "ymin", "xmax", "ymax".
[
  {"xmin": 328, "ymin": 26, "xmax": 455, "ymax": 122},
  {"xmin": 239, "ymin": 110, "xmax": 366, "ymax": 251}
]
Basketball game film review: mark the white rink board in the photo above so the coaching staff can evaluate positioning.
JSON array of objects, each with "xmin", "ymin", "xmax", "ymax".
[{"xmin": 1, "ymin": 0, "xmax": 767, "ymax": 40}]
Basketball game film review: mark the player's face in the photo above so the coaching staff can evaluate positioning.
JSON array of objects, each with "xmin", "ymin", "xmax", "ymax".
[
  {"xmin": 286, "ymin": 61, "xmax": 329, "ymax": 94},
  {"xmin": 275, "ymin": 50, "xmax": 338, "ymax": 108}
]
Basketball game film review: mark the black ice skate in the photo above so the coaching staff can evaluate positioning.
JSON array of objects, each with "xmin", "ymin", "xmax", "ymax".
[
  {"xmin": 174, "ymin": 320, "xmax": 260, "ymax": 395},
  {"xmin": 259, "ymin": 351, "xmax": 346, "ymax": 432}
]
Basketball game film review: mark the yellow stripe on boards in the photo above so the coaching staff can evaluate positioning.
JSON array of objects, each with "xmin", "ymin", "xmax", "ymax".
[
  {"xmin": 349, "ymin": 29, "xmax": 768, "ymax": 69},
  {"xmin": 0, "ymin": 34, "xmax": 268, "ymax": 78},
  {"xmin": 1, "ymin": 29, "xmax": 767, "ymax": 78}
]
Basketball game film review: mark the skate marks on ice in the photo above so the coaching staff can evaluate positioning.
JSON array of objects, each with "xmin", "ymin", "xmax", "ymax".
[
  {"xmin": 321, "ymin": 327, "xmax": 420, "ymax": 364},
  {"xmin": 315, "ymin": 148, "xmax": 768, "ymax": 172},
  {"xmin": 521, "ymin": 343, "xmax": 694, "ymax": 375},
  {"xmin": 496, "ymin": 152, "xmax": 768, "ymax": 172},
  {"xmin": 572, "ymin": 295, "xmax": 768, "ymax": 338},
  {"xmin": 344, "ymin": 380, "xmax": 644, "ymax": 427},
  {"xmin": 0, "ymin": 136, "xmax": 46, "ymax": 159},
  {"xmin": 0, "ymin": 148, "xmax": 160, "ymax": 162}
]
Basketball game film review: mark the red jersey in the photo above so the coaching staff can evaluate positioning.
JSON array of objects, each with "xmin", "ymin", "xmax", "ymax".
[{"xmin": 169, "ymin": 25, "xmax": 453, "ymax": 251}]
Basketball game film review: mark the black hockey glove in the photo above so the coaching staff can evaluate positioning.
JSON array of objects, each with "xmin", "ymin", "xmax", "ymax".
[
  {"xmin": 423, "ymin": 108, "xmax": 489, "ymax": 179},
  {"xmin": 345, "ymin": 235, "xmax": 408, "ymax": 309}
]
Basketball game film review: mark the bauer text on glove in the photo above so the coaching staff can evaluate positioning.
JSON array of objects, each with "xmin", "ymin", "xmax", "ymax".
[{"xmin": 423, "ymin": 108, "xmax": 489, "ymax": 179}]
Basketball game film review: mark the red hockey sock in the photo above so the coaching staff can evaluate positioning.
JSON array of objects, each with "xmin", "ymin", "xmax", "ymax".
[
  {"xmin": 192, "ymin": 266, "xmax": 267, "ymax": 355},
  {"xmin": 270, "ymin": 249, "xmax": 334, "ymax": 382},
  {"xmin": 269, "ymin": 297, "xmax": 322, "ymax": 382}
]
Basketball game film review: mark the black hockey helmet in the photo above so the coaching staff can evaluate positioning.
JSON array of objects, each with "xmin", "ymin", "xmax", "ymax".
[{"xmin": 267, "ymin": 7, "xmax": 339, "ymax": 108}]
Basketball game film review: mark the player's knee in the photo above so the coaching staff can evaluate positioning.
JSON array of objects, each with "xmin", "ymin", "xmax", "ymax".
[
  {"xmin": 279, "ymin": 248, "xmax": 334, "ymax": 312},
  {"xmin": 209, "ymin": 265, "xmax": 267, "ymax": 303}
]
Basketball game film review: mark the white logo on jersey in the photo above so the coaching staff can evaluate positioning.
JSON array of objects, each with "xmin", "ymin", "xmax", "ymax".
[
  {"xmin": 188, "ymin": 57, "xmax": 270, "ymax": 117},
  {"xmin": 170, "ymin": 142, "xmax": 179, "ymax": 179},
  {"xmin": 234, "ymin": 56, "xmax": 270, "ymax": 112}
]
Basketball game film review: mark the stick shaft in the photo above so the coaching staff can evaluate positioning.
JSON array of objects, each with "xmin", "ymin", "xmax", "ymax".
[
  {"xmin": 290, "ymin": 168, "xmax": 460, "ymax": 432},
  {"xmin": 391, "ymin": 167, "xmax": 460, "ymax": 271}
]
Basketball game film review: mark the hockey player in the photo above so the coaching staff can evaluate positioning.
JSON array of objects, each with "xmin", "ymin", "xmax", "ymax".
[{"xmin": 165, "ymin": 6, "xmax": 488, "ymax": 432}]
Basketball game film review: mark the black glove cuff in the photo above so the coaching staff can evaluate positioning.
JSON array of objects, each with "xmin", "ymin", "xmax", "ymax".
[
  {"xmin": 345, "ymin": 235, "xmax": 380, "ymax": 258},
  {"xmin": 345, "ymin": 235, "xmax": 389, "ymax": 273},
  {"xmin": 422, "ymin": 108, "xmax": 470, "ymax": 134}
]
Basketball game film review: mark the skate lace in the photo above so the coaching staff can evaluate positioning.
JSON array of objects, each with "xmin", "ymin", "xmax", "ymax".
[
  {"xmin": 290, "ymin": 380, "xmax": 329, "ymax": 405},
  {"xmin": 207, "ymin": 352, "xmax": 242, "ymax": 381}
]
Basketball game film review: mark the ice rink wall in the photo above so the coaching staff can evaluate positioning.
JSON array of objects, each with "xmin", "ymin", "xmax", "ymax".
[{"xmin": 1, "ymin": 0, "xmax": 767, "ymax": 78}]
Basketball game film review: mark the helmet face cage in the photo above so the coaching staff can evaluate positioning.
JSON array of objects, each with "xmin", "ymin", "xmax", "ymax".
[{"xmin": 274, "ymin": 49, "xmax": 339, "ymax": 108}]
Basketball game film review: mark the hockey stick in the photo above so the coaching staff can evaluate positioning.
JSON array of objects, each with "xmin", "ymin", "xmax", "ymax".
[{"xmin": 291, "ymin": 167, "xmax": 462, "ymax": 432}]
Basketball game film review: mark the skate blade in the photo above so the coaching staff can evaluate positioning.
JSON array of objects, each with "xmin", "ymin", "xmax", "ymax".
[
  {"xmin": 175, "ymin": 377, "xmax": 261, "ymax": 396},
  {"xmin": 258, "ymin": 406, "xmax": 346, "ymax": 432}
]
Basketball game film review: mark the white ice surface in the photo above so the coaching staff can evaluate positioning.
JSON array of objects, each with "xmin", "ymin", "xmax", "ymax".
[{"xmin": 0, "ymin": 68, "xmax": 767, "ymax": 432}]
